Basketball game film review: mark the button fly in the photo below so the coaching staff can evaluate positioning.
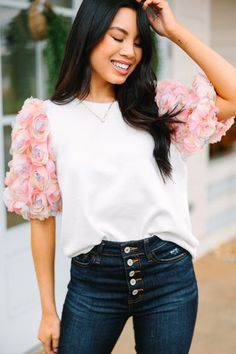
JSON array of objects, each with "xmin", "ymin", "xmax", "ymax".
[
  {"xmin": 130, "ymin": 278, "xmax": 136, "ymax": 285},
  {"xmin": 127, "ymin": 259, "xmax": 133, "ymax": 266},
  {"xmin": 129, "ymin": 270, "xmax": 135, "ymax": 277},
  {"xmin": 132, "ymin": 289, "xmax": 138, "ymax": 295},
  {"xmin": 124, "ymin": 246, "xmax": 131, "ymax": 253}
]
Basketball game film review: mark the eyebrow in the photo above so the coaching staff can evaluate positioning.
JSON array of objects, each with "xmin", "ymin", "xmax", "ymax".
[{"xmin": 109, "ymin": 26, "xmax": 140, "ymax": 39}]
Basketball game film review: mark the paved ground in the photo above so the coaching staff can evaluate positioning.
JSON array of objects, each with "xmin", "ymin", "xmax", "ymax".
[
  {"xmin": 190, "ymin": 237, "xmax": 236, "ymax": 354},
  {"xmin": 39, "ymin": 237, "xmax": 236, "ymax": 354}
]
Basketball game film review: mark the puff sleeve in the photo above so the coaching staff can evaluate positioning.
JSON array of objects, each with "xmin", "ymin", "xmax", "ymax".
[
  {"xmin": 2, "ymin": 97, "xmax": 62, "ymax": 220},
  {"xmin": 155, "ymin": 72, "xmax": 235, "ymax": 159}
]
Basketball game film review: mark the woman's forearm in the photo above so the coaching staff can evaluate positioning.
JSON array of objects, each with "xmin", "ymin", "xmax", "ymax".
[
  {"xmin": 30, "ymin": 217, "xmax": 57, "ymax": 316},
  {"xmin": 137, "ymin": 0, "xmax": 236, "ymax": 121},
  {"xmin": 168, "ymin": 23, "xmax": 236, "ymax": 120}
]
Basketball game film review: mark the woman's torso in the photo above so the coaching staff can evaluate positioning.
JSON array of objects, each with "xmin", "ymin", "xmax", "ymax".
[{"xmin": 43, "ymin": 98, "xmax": 199, "ymax": 259}]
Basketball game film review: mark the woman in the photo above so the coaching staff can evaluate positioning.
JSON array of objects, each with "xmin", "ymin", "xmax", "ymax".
[{"xmin": 3, "ymin": 0, "xmax": 236, "ymax": 353}]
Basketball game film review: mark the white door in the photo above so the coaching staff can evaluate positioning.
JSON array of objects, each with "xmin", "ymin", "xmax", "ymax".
[{"xmin": 0, "ymin": 1, "xmax": 79, "ymax": 353}]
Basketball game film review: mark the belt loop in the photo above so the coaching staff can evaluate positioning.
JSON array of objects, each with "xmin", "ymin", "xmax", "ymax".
[
  {"xmin": 144, "ymin": 237, "xmax": 152, "ymax": 261},
  {"xmin": 94, "ymin": 241, "xmax": 105, "ymax": 264}
]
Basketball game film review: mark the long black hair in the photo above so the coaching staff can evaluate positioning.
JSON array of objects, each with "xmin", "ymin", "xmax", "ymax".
[{"xmin": 51, "ymin": 0, "xmax": 183, "ymax": 182}]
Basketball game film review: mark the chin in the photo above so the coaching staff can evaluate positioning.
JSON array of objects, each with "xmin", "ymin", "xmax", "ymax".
[
  {"xmin": 108, "ymin": 75, "xmax": 128, "ymax": 85},
  {"xmin": 111, "ymin": 79, "xmax": 127, "ymax": 85}
]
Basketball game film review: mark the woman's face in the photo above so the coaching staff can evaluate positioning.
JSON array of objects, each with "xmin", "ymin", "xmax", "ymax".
[{"xmin": 89, "ymin": 7, "xmax": 143, "ymax": 86}]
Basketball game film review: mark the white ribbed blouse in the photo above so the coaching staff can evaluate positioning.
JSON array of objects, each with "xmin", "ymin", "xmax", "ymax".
[{"xmin": 44, "ymin": 98, "xmax": 199, "ymax": 258}]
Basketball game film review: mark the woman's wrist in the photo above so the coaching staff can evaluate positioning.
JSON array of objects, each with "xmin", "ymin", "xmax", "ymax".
[
  {"xmin": 42, "ymin": 308, "xmax": 58, "ymax": 317},
  {"xmin": 41, "ymin": 300, "xmax": 58, "ymax": 317},
  {"xmin": 166, "ymin": 22, "xmax": 191, "ymax": 48}
]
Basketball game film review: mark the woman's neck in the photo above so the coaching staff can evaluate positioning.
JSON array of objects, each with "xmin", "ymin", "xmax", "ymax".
[{"xmin": 86, "ymin": 74, "xmax": 116, "ymax": 102}]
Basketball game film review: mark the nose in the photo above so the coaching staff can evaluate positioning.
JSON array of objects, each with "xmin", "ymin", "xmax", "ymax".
[{"xmin": 119, "ymin": 41, "xmax": 136, "ymax": 59}]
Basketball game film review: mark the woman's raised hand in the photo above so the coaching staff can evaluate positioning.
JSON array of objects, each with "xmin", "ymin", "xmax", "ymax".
[{"xmin": 136, "ymin": 0, "xmax": 180, "ymax": 38}]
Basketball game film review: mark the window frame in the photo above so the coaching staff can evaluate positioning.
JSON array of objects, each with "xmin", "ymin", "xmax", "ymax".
[{"xmin": 0, "ymin": 0, "xmax": 78, "ymax": 230}]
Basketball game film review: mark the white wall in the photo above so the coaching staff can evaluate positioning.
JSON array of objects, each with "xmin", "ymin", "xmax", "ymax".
[
  {"xmin": 202, "ymin": 0, "xmax": 236, "ymax": 256},
  {"xmin": 170, "ymin": 0, "xmax": 212, "ymax": 247},
  {"xmin": 211, "ymin": 0, "xmax": 236, "ymax": 67}
]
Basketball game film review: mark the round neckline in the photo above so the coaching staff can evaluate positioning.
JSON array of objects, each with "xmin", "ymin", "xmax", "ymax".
[{"xmin": 75, "ymin": 98, "xmax": 118, "ymax": 105}]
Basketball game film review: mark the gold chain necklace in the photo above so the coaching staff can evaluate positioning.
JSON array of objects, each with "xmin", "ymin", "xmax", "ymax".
[{"xmin": 81, "ymin": 100, "xmax": 115, "ymax": 123}]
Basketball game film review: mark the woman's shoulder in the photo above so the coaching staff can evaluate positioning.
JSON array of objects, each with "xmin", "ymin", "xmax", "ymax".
[
  {"xmin": 16, "ymin": 96, "xmax": 74, "ymax": 129},
  {"xmin": 42, "ymin": 97, "xmax": 80, "ymax": 123},
  {"xmin": 18, "ymin": 96, "xmax": 46, "ymax": 115},
  {"xmin": 15, "ymin": 96, "xmax": 50, "ymax": 128},
  {"xmin": 20, "ymin": 95, "xmax": 74, "ymax": 111},
  {"xmin": 10, "ymin": 95, "xmax": 57, "ymax": 166},
  {"xmin": 12, "ymin": 96, "xmax": 52, "ymax": 146}
]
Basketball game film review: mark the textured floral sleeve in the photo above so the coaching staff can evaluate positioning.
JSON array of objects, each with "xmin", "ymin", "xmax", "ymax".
[
  {"xmin": 155, "ymin": 72, "xmax": 235, "ymax": 159},
  {"xmin": 2, "ymin": 97, "xmax": 62, "ymax": 220}
]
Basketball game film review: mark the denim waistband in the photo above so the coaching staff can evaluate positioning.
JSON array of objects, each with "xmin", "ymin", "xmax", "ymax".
[{"xmin": 92, "ymin": 234, "xmax": 164, "ymax": 256}]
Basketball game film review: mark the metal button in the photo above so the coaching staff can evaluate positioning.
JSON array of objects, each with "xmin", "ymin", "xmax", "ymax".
[
  {"xmin": 132, "ymin": 289, "xmax": 138, "ymax": 295},
  {"xmin": 124, "ymin": 246, "xmax": 131, "ymax": 253},
  {"xmin": 129, "ymin": 270, "xmax": 135, "ymax": 277},
  {"xmin": 127, "ymin": 259, "xmax": 133, "ymax": 266},
  {"xmin": 130, "ymin": 278, "xmax": 136, "ymax": 285}
]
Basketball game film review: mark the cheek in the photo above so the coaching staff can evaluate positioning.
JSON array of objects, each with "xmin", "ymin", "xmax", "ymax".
[
  {"xmin": 90, "ymin": 40, "xmax": 109, "ymax": 66},
  {"xmin": 90, "ymin": 50, "xmax": 107, "ymax": 71},
  {"xmin": 131, "ymin": 50, "xmax": 142, "ymax": 71},
  {"xmin": 90, "ymin": 43, "xmax": 115, "ymax": 67}
]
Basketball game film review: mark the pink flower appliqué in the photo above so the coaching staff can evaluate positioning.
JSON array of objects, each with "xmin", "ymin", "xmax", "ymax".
[
  {"xmin": 155, "ymin": 72, "xmax": 235, "ymax": 158},
  {"xmin": 155, "ymin": 79, "xmax": 191, "ymax": 121},
  {"xmin": 3, "ymin": 97, "xmax": 62, "ymax": 220},
  {"xmin": 31, "ymin": 113, "xmax": 50, "ymax": 141}
]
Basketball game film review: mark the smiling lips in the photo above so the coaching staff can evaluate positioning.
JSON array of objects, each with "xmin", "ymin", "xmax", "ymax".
[{"xmin": 111, "ymin": 60, "xmax": 132, "ymax": 74}]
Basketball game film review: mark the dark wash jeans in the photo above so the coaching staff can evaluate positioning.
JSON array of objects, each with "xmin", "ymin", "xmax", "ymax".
[{"xmin": 58, "ymin": 235, "xmax": 198, "ymax": 354}]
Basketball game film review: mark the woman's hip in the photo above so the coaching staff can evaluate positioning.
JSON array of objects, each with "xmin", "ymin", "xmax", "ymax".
[{"xmin": 67, "ymin": 234, "xmax": 198, "ymax": 307}]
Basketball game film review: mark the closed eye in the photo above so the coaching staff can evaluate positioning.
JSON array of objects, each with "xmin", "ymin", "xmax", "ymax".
[
  {"xmin": 111, "ymin": 36, "xmax": 142, "ymax": 48},
  {"xmin": 112, "ymin": 36, "xmax": 123, "ymax": 42}
]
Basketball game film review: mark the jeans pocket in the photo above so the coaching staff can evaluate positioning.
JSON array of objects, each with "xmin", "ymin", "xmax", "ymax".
[
  {"xmin": 72, "ymin": 250, "xmax": 97, "ymax": 268},
  {"xmin": 149, "ymin": 240, "xmax": 190, "ymax": 264}
]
